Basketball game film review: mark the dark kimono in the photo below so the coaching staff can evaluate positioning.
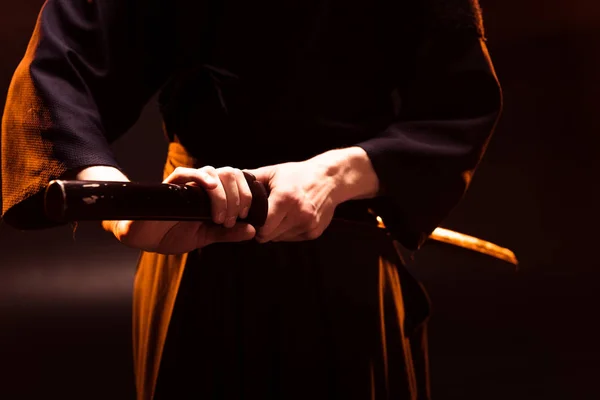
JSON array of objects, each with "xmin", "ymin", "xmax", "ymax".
[{"xmin": 1, "ymin": 0, "xmax": 501, "ymax": 399}]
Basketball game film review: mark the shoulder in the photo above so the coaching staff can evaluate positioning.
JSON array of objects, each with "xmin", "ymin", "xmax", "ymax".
[{"xmin": 421, "ymin": 0, "xmax": 486, "ymax": 38}]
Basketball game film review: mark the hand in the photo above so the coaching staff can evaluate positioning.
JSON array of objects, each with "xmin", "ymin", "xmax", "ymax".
[
  {"xmin": 244, "ymin": 159, "xmax": 341, "ymax": 243},
  {"xmin": 102, "ymin": 166, "xmax": 255, "ymax": 254}
]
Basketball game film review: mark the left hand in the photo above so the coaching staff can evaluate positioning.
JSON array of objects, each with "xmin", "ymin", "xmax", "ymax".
[{"xmin": 244, "ymin": 159, "xmax": 340, "ymax": 243}]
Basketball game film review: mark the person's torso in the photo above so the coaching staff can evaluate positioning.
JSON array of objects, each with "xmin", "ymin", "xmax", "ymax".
[{"xmin": 159, "ymin": 0, "xmax": 420, "ymax": 167}]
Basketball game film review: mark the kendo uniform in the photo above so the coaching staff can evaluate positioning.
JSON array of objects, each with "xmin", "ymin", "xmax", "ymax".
[{"xmin": 1, "ymin": 0, "xmax": 502, "ymax": 399}]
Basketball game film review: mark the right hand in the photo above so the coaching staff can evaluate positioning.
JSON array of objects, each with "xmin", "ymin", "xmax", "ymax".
[{"xmin": 102, "ymin": 166, "xmax": 256, "ymax": 254}]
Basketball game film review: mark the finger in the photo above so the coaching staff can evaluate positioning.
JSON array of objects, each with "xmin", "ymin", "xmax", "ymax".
[
  {"xmin": 164, "ymin": 166, "xmax": 218, "ymax": 190},
  {"xmin": 271, "ymin": 210, "xmax": 333, "ymax": 243},
  {"xmin": 260, "ymin": 216, "xmax": 295, "ymax": 243},
  {"xmin": 217, "ymin": 167, "xmax": 241, "ymax": 228},
  {"xmin": 203, "ymin": 167, "xmax": 227, "ymax": 225},
  {"xmin": 235, "ymin": 169, "xmax": 253, "ymax": 219},
  {"xmin": 164, "ymin": 166, "xmax": 228, "ymax": 224},
  {"xmin": 243, "ymin": 165, "xmax": 274, "ymax": 186},
  {"xmin": 256, "ymin": 191, "xmax": 291, "ymax": 243},
  {"xmin": 203, "ymin": 223, "xmax": 256, "ymax": 246}
]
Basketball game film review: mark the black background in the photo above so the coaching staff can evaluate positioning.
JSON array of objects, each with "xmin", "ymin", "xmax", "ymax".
[{"xmin": 1, "ymin": 1, "xmax": 598, "ymax": 399}]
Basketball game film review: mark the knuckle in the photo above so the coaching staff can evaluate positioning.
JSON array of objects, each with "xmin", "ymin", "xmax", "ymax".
[
  {"xmin": 277, "ymin": 191, "xmax": 298, "ymax": 206},
  {"xmin": 218, "ymin": 166, "xmax": 236, "ymax": 179},
  {"xmin": 298, "ymin": 205, "xmax": 317, "ymax": 225},
  {"xmin": 172, "ymin": 166, "xmax": 190, "ymax": 176},
  {"xmin": 198, "ymin": 166, "xmax": 218, "ymax": 181},
  {"xmin": 201, "ymin": 165, "xmax": 216, "ymax": 173},
  {"xmin": 198, "ymin": 166, "xmax": 217, "ymax": 179},
  {"xmin": 230, "ymin": 198, "xmax": 241, "ymax": 211},
  {"xmin": 233, "ymin": 168, "xmax": 246, "ymax": 179}
]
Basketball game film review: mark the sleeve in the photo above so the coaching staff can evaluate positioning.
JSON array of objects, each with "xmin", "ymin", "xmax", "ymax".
[
  {"xmin": 356, "ymin": 0, "xmax": 503, "ymax": 250},
  {"xmin": 1, "ymin": 0, "xmax": 174, "ymax": 229}
]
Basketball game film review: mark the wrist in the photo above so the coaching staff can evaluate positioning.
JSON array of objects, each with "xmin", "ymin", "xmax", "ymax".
[
  {"xmin": 72, "ymin": 166, "xmax": 129, "ymax": 234},
  {"xmin": 311, "ymin": 146, "xmax": 380, "ymax": 205},
  {"xmin": 74, "ymin": 166, "xmax": 129, "ymax": 182}
]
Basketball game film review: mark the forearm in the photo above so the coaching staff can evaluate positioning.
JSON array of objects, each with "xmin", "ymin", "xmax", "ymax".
[{"xmin": 310, "ymin": 146, "xmax": 380, "ymax": 205}]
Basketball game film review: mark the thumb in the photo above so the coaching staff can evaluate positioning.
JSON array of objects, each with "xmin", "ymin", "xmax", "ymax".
[
  {"xmin": 103, "ymin": 219, "xmax": 132, "ymax": 240},
  {"xmin": 203, "ymin": 223, "xmax": 257, "ymax": 246}
]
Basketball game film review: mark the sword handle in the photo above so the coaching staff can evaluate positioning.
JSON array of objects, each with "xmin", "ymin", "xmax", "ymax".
[{"xmin": 44, "ymin": 172, "xmax": 269, "ymax": 227}]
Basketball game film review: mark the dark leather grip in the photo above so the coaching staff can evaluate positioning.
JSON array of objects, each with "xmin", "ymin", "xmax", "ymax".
[{"xmin": 44, "ymin": 171, "xmax": 269, "ymax": 227}]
